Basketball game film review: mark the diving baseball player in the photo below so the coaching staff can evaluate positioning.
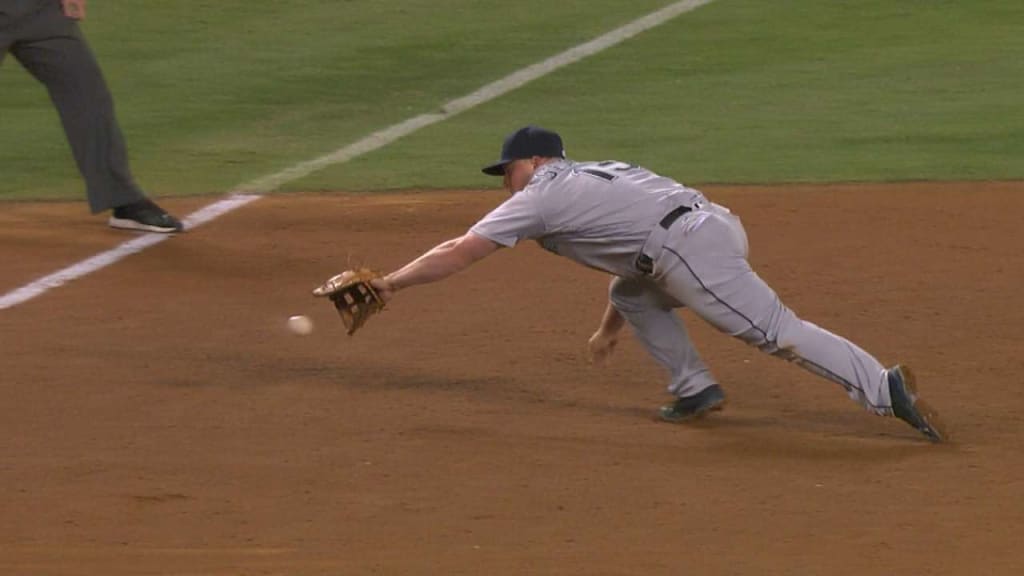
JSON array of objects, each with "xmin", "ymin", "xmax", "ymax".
[{"xmin": 314, "ymin": 125, "xmax": 946, "ymax": 443}]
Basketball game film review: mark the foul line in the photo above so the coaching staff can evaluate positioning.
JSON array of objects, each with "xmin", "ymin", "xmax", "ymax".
[
  {"xmin": 0, "ymin": 0, "xmax": 715, "ymax": 311},
  {"xmin": 0, "ymin": 194, "xmax": 262, "ymax": 310}
]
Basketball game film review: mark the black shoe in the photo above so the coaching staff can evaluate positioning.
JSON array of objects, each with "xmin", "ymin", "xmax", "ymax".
[
  {"xmin": 109, "ymin": 199, "xmax": 184, "ymax": 233},
  {"xmin": 659, "ymin": 384, "xmax": 726, "ymax": 423},
  {"xmin": 887, "ymin": 365, "xmax": 947, "ymax": 443}
]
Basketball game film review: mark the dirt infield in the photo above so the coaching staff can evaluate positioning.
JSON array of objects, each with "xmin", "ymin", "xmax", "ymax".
[{"xmin": 2, "ymin": 182, "xmax": 1023, "ymax": 575}]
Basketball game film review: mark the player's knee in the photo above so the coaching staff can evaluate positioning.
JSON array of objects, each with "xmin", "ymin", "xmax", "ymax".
[
  {"xmin": 608, "ymin": 276, "xmax": 634, "ymax": 302},
  {"xmin": 608, "ymin": 277, "xmax": 654, "ymax": 312},
  {"xmin": 732, "ymin": 322, "xmax": 787, "ymax": 354}
]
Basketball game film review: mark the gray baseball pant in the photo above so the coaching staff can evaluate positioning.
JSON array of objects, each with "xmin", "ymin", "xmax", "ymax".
[{"xmin": 610, "ymin": 203, "xmax": 893, "ymax": 414}]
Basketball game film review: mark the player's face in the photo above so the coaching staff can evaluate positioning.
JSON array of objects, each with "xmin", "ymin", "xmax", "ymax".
[{"xmin": 503, "ymin": 158, "xmax": 536, "ymax": 193}]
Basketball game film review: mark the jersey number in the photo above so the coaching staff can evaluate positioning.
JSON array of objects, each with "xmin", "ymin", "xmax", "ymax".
[{"xmin": 579, "ymin": 161, "xmax": 635, "ymax": 182}]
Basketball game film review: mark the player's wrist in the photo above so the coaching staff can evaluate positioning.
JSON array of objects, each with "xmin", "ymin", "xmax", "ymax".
[{"xmin": 381, "ymin": 274, "xmax": 399, "ymax": 292}]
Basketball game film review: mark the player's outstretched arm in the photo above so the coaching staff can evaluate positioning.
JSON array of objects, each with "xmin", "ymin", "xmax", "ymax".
[{"xmin": 376, "ymin": 232, "xmax": 500, "ymax": 299}]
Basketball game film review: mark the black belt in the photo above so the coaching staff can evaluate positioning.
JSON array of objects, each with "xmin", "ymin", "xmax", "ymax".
[
  {"xmin": 658, "ymin": 204, "xmax": 692, "ymax": 229},
  {"xmin": 636, "ymin": 205, "xmax": 693, "ymax": 275}
]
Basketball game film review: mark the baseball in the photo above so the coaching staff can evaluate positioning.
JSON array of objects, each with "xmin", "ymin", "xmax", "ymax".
[{"xmin": 287, "ymin": 315, "xmax": 314, "ymax": 336}]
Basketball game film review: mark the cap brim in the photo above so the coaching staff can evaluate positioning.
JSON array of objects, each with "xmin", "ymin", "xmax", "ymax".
[{"xmin": 481, "ymin": 161, "xmax": 508, "ymax": 176}]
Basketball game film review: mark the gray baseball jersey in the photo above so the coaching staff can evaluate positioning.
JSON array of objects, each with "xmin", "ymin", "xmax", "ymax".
[
  {"xmin": 471, "ymin": 159, "xmax": 894, "ymax": 415},
  {"xmin": 472, "ymin": 160, "xmax": 706, "ymax": 277}
]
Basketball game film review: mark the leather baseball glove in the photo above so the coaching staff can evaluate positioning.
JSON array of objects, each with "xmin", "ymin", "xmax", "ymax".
[{"xmin": 312, "ymin": 268, "xmax": 386, "ymax": 335}]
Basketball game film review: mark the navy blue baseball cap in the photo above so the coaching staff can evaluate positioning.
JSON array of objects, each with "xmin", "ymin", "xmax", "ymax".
[{"xmin": 481, "ymin": 125, "xmax": 566, "ymax": 176}]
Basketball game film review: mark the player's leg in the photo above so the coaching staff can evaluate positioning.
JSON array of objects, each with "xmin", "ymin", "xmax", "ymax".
[
  {"xmin": 608, "ymin": 276, "xmax": 718, "ymax": 398},
  {"xmin": 10, "ymin": 5, "xmax": 145, "ymax": 213},
  {"xmin": 658, "ymin": 209, "xmax": 891, "ymax": 414}
]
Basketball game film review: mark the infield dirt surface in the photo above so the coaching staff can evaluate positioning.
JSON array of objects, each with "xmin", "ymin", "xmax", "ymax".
[{"xmin": 2, "ymin": 182, "xmax": 1023, "ymax": 575}]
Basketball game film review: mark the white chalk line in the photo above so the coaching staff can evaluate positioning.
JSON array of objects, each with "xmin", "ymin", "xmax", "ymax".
[
  {"xmin": 0, "ymin": 194, "xmax": 261, "ymax": 310},
  {"xmin": 0, "ymin": 0, "xmax": 715, "ymax": 311}
]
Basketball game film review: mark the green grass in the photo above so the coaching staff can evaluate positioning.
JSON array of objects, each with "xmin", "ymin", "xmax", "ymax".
[{"xmin": 2, "ymin": 0, "xmax": 1022, "ymax": 202}]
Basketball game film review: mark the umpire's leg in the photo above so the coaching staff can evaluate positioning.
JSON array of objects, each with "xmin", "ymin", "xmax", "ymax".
[{"xmin": 9, "ymin": 3, "xmax": 145, "ymax": 213}]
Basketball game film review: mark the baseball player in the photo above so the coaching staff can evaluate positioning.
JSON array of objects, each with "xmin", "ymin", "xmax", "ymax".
[
  {"xmin": 1, "ymin": 0, "xmax": 182, "ymax": 232},
  {"xmin": 316, "ymin": 125, "xmax": 946, "ymax": 443}
]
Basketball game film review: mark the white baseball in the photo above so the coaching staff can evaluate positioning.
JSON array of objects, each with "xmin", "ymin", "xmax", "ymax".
[{"xmin": 287, "ymin": 315, "xmax": 314, "ymax": 336}]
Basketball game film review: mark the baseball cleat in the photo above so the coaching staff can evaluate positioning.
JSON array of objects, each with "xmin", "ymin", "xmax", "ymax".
[
  {"xmin": 887, "ymin": 365, "xmax": 947, "ymax": 443},
  {"xmin": 659, "ymin": 384, "xmax": 726, "ymax": 423},
  {"xmin": 109, "ymin": 199, "xmax": 184, "ymax": 233}
]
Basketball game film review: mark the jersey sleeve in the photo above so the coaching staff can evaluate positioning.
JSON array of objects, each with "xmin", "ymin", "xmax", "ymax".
[{"xmin": 469, "ymin": 190, "xmax": 547, "ymax": 247}]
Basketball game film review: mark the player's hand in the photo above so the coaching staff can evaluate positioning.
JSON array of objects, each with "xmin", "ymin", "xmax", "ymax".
[
  {"xmin": 61, "ymin": 0, "xmax": 86, "ymax": 20},
  {"xmin": 369, "ymin": 276, "xmax": 395, "ymax": 304},
  {"xmin": 587, "ymin": 330, "xmax": 619, "ymax": 366}
]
